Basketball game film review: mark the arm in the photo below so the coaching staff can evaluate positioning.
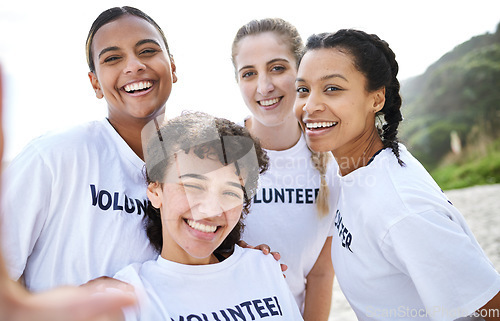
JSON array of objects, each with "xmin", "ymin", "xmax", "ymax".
[
  {"xmin": 303, "ymin": 236, "xmax": 334, "ymax": 321},
  {"xmin": 0, "ymin": 247, "xmax": 132, "ymax": 321},
  {"xmin": 479, "ymin": 291, "xmax": 500, "ymax": 321},
  {"xmin": 0, "ymin": 66, "xmax": 131, "ymax": 321}
]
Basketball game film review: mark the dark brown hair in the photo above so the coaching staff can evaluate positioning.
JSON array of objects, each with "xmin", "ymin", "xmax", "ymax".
[
  {"xmin": 85, "ymin": 6, "xmax": 171, "ymax": 72},
  {"xmin": 143, "ymin": 111, "xmax": 269, "ymax": 254}
]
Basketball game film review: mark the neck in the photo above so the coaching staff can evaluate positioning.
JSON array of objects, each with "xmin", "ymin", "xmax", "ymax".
[
  {"xmin": 107, "ymin": 110, "xmax": 165, "ymax": 160},
  {"xmin": 246, "ymin": 115, "xmax": 301, "ymax": 151},
  {"xmin": 333, "ymin": 126, "xmax": 384, "ymax": 176},
  {"xmin": 161, "ymin": 250, "xmax": 219, "ymax": 265}
]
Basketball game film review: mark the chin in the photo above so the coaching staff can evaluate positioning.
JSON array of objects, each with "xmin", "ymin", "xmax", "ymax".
[
  {"xmin": 187, "ymin": 244, "xmax": 220, "ymax": 259},
  {"xmin": 305, "ymin": 138, "xmax": 332, "ymax": 153}
]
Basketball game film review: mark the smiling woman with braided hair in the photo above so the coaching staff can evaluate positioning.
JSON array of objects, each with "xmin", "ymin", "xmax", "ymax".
[{"xmin": 294, "ymin": 29, "xmax": 500, "ymax": 320}]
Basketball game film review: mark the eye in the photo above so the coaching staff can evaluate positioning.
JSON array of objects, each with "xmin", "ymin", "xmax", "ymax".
[
  {"xmin": 325, "ymin": 86, "xmax": 342, "ymax": 92},
  {"xmin": 296, "ymin": 86, "xmax": 309, "ymax": 94},
  {"xmin": 223, "ymin": 189, "xmax": 243, "ymax": 199},
  {"xmin": 140, "ymin": 48, "xmax": 159, "ymax": 55},
  {"xmin": 241, "ymin": 71, "xmax": 256, "ymax": 79},
  {"xmin": 103, "ymin": 55, "xmax": 121, "ymax": 63},
  {"xmin": 271, "ymin": 65, "xmax": 285, "ymax": 72},
  {"xmin": 182, "ymin": 183, "xmax": 204, "ymax": 192}
]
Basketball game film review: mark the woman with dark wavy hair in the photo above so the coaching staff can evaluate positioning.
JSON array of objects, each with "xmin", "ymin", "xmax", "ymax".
[{"xmin": 107, "ymin": 112, "xmax": 303, "ymax": 321}]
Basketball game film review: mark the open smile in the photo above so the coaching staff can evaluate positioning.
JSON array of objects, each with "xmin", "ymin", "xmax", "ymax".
[
  {"xmin": 121, "ymin": 80, "xmax": 154, "ymax": 95},
  {"xmin": 258, "ymin": 97, "xmax": 282, "ymax": 109},
  {"xmin": 303, "ymin": 121, "xmax": 339, "ymax": 138},
  {"xmin": 305, "ymin": 121, "xmax": 338, "ymax": 130},
  {"xmin": 185, "ymin": 219, "xmax": 221, "ymax": 234}
]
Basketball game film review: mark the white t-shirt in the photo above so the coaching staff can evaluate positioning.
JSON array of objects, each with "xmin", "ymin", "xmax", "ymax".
[
  {"xmin": 332, "ymin": 145, "xmax": 500, "ymax": 321},
  {"xmin": 241, "ymin": 133, "xmax": 337, "ymax": 311},
  {"xmin": 1, "ymin": 119, "xmax": 157, "ymax": 292},
  {"xmin": 115, "ymin": 245, "xmax": 304, "ymax": 321}
]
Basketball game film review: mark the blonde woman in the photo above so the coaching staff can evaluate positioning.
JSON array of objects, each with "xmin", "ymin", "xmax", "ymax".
[{"xmin": 231, "ymin": 18, "xmax": 337, "ymax": 320}]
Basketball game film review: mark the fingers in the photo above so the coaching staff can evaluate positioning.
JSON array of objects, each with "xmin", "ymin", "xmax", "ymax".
[
  {"xmin": 271, "ymin": 251, "xmax": 281, "ymax": 261},
  {"xmin": 69, "ymin": 289, "xmax": 136, "ymax": 321},
  {"xmin": 254, "ymin": 244, "xmax": 270, "ymax": 255},
  {"xmin": 237, "ymin": 240, "xmax": 251, "ymax": 249},
  {"xmin": 238, "ymin": 241, "xmax": 283, "ymax": 263},
  {"xmin": 20, "ymin": 285, "xmax": 136, "ymax": 321},
  {"xmin": 81, "ymin": 277, "xmax": 135, "ymax": 294}
]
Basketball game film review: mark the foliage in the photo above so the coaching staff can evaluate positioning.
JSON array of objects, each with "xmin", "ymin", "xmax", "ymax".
[
  {"xmin": 431, "ymin": 138, "xmax": 500, "ymax": 190},
  {"xmin": 400, "ymin": 23, "xmax": 500, "ymax": 175}
]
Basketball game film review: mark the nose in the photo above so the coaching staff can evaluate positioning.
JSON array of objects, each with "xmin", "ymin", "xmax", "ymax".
[
  {"xmin": 190, "ymin": 194, "xmax": 224, "ymax": 220},
  {"xmin": 256, "ymin": 74, "xmax": 274, "ymax": 96},
  {"xmin": 124, "ymin": 55, "xmax": 146, "ymax": 74},
  {"xmin": 302, "ymin": 92, "xmax": 326, "ymax": 114}
]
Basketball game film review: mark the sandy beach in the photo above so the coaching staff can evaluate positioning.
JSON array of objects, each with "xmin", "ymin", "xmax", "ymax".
[{"xmin": 328, "ymin": 184, "xmax": 500, "ymax": 321}]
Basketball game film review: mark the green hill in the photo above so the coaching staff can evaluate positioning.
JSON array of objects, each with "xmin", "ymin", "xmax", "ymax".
[{"xmin": 399, "ymin": 22, "xmax": 500, "ymax": 189}]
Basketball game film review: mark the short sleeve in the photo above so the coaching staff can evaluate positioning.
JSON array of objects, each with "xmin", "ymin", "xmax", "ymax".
[
  {"xmin": 1, "ymin": 143, "xmax": 52, "ymax": 280},
  {"xmin": 381, "ymin": 211, "xmax": 500, "ymax": 320},
  {"xmin": 113, "ymin": 265, "xmax": 145, "ymax": 321}
]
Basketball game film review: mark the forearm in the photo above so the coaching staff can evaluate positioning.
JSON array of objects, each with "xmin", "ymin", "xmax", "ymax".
[
  {"xmin": 303, "ymin": 271, "xmax": 334, "ymax": 320},
  {"xmin": 302, "ymin": 236, "xmax": 334, "ymax": 321},
  {"xmin": 480, "ymin": 291, "xmax": 500, "ymax": 321},
  {"xmin": 0, "ymin": 260, "xmax": 130, "ymax": 321}
]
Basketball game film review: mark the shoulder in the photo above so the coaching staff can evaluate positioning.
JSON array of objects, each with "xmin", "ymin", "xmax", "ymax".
[
  {"xmin": 384, "ymin": 145, "xmax": 451, "ymax": 209},
  {"xmin": 235, "ymin": 246, "xmax": 282, "ymax": 272},
  {"xmin": 113, "ymin": 261, "xmax": 153, "ymax": 287},
  {"xmin": 365, "ymin": 145, "xmax": 444, "ymax": 201},
  {"xmin": 35, "ymin": 120, "xmax": 108, "ymax": 149},
  {"xmin": 342, "ymin": 145, "xmax": 456, "ymax": 228},
  {"xmin": 8, "ymin": 120, "xmax": 111, "ymax": 164},
  {"xmin": 18, "ymin": 120, "xmax": 108, "ymax": 153}
]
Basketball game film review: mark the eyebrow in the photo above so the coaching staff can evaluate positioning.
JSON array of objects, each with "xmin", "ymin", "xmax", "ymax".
[
  {"xmin": 136, "ymin": 39, "xmax": 162, "ymax": 48},
  {"xmin": 98, "ymin": 46, "xmax": 120, "ymax": 59},
  {"xmin": 98, "ymin": 39, "xmax": 162, "ymax": 59},
  {"xmin": 296, "ymin": 73, "xmax": 348, "ymax": 83},
  {"xmin": 179, "ymin": 174, "xmax": 244, "ymax": 190},
  {"xmin": 179, "ymin": 173, "xmax": 207, "ymax": 181},
  {"xmin": 238, "ymin": 58, "xmax": 290, "ymax": 74}
]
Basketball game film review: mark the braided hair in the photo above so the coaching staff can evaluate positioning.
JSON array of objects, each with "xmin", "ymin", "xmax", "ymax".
[{"xmin": 302, "ymin": 30, "xmax": 405, "ymax": 166}]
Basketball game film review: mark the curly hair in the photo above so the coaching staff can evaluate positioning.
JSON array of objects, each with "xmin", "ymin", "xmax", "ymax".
[
  {"xmin": 302, "ymin": 29, "xmax": 405, "ymax": 166},
  {"xmin": 142, "ymin": 111, "xmax": 269, "ymax": 255}
]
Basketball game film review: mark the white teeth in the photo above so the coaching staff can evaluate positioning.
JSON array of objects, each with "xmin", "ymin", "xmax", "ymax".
[
  {"xmin": 259, "ymin": 98, "xmax": 280, "ymax": 106},
  {"xmin": 124, "ymin": 81, "xmax": 153, "ymax": 93},
  {"xmin": 186, "ymin": 219, "xmax": 217, "ymax": 233},
  {"xmin": 305, "ymin": 121, "xmax": 338, "ymax": 129}
]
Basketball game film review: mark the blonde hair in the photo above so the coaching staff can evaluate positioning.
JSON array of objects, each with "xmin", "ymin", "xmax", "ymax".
[{"xmin": 310, "ymin": 150, "xmax": 332, "ymax": 217}]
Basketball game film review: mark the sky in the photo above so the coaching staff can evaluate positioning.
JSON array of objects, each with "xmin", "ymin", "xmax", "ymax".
[{"xmin": 1, "ymin": 0, "xmax": 499, "ymax": 160}]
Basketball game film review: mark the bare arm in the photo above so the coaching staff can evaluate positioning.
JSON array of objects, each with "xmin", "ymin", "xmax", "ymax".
[
  {"xmin": 303, "ymin": 236, "xmax": 334, "ymax": 321},
  {"xmin": 0, "ymin": 266, "xmax": 131, "ymax": 321},
  {"xmin": 479, "ymin": 291, "xmax": 500, "ymax": 321}
]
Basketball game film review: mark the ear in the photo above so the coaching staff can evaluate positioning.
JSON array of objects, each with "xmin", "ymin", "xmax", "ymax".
[
  {"xmin": 170, "ymin": 56, "xmax": 178, "ymax": 84},
  {"xmin": 147, "ymin": 182, "xmax": 163, "ymax": 208},
  {"xmin": 372, "ymin": 87, "xmax": 386, "ymax": 113},
  {"xmin": 88, "ymin": 71, "xmax": 104, "ymax": 99}
]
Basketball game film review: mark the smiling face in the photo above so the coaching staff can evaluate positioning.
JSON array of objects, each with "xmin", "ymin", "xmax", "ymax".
[
  {"xmin": 294, "ymin": 48, "xmax": 385, "ymax": 155},
  {"xmin": 88, "ymin": 15, "xmax": 177, "ymax": 125},
  {"xmin": 234, "ymin": 32, "xmax": 297, "ymax": 128},
  {"xmin": 147, "ymin": 150, "xmax": 245, "ymax": 265}
]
